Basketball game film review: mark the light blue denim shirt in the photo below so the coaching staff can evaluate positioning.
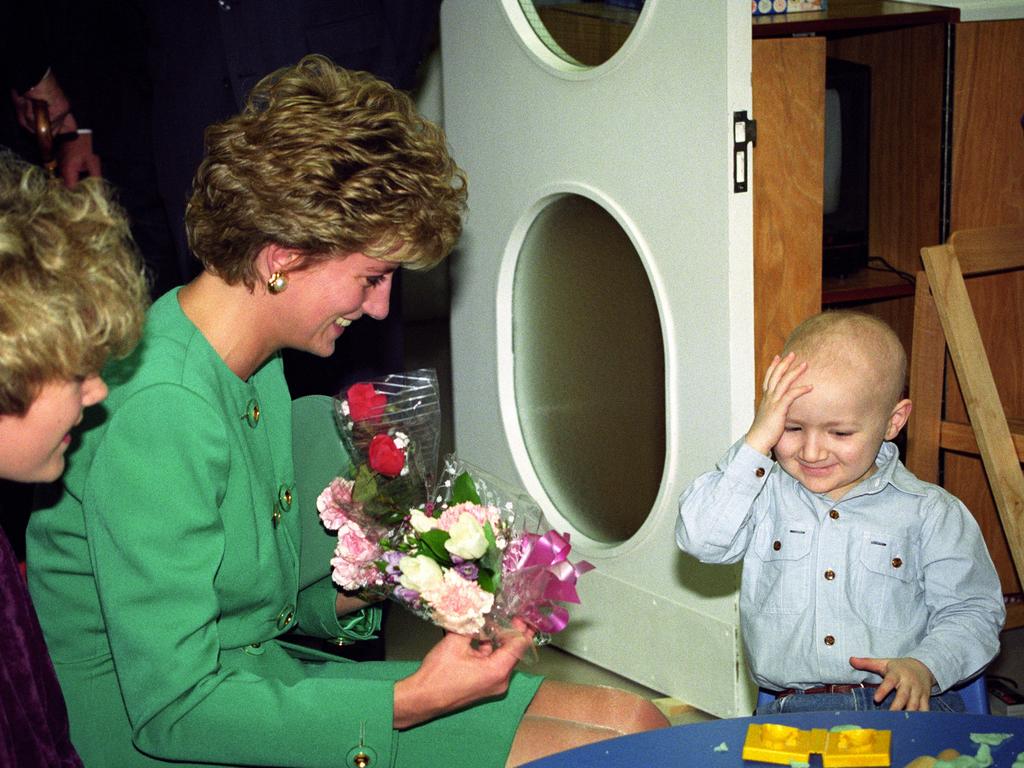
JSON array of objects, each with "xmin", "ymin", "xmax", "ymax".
[{"xmin": 676, "ymin": 440, "xmax": 1005, "ymax": 693}]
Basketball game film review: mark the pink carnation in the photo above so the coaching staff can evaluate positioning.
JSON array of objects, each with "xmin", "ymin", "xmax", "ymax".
[
  {"xmin": 423, "ymin": 569, "xmax": 494, "ymax": 636},
  {"xmin": 502, "ymin": 533, "xmax": 531, "ymax": 573},
  {"xmin": 437, "ymin": 501, "xmax": 501, "ymax": 533},
  {"xmin": 330, "ymin": 520, "xmax": 383, "ymax": 591},
  {"xmin": 317, "ymin": 477, "xmax": 361, "ymax": 530}
]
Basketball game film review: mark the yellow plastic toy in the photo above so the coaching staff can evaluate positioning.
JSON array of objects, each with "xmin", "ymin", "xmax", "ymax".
[{"xmin": 742, "ymin": 723, "xmax": 891, "ymax": 767}]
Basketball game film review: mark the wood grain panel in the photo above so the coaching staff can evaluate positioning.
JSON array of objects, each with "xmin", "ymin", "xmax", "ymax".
[
  {"xmin": 945, "ymin": 20, "xmax": 1024, "ymax": 595},
  {"xmin": 752, "ymin": 37, "xmax": 826, "ymax": 403},
  {"xmin": 950, "ymin": 21, "xmax": 1024, "ymax": 230}
]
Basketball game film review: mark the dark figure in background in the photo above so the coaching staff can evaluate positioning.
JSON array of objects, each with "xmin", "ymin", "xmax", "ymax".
[
  {"xmin": 0, "ymin": 2, "xmax": 70, "ymax": 162},
  {"xmin": 47, "ymin": 1, "xmax": 179, "ymax": 295}
]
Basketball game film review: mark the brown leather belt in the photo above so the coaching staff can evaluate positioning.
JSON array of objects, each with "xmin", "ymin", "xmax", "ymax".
[{"xmin": 778, "ymin": 683, "xmax": 880, "ymax": 697}]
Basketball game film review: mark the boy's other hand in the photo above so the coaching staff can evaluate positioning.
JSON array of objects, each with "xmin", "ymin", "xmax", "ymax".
[
  {"xmin": 745, "ymin": 353, "xmax": 812, "ymax": 456},
  {"xmin": 849, "ymin": 656, "xmax": 936, "ymax": 711}
]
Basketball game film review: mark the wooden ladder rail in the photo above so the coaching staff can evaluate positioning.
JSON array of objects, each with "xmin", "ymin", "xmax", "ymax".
[{"xmin": 906, "ymin": 224, "xmax": 1024, "ymax": 628}]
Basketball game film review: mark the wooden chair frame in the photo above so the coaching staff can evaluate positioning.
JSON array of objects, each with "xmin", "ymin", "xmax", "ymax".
[{"xmin": 906, "ymin": 224, "xmax": 1024, "ymax": 625}]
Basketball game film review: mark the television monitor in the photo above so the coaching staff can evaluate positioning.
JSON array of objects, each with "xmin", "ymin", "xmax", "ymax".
[{"xmin": 822, "ymin": 57, "xmax": 871, "ymax": 278}]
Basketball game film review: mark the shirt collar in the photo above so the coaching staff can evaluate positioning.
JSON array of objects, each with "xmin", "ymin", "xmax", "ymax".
[{"xmin": 849, "ymin": 441, "xmax": 929, "ymax": 499}]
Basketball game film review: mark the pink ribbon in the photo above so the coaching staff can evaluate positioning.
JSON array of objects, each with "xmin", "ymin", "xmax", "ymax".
[{"xmin": 510, "ymin": 531, "xmax": 595, "ymax": 633}]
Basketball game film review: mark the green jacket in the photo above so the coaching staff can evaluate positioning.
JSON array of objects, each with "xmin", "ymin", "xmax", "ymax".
[{"xmin": 27, "ymin": 289, "xmax": 539, "ymax": 768}]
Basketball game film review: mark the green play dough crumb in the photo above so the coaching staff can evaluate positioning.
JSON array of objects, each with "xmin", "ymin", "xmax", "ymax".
[
  {"xmin": 829, "ymin": 724, "xmax": 862, "ymax": 732},
  {"xmin": 974, "ymin": 743, "xmax": 993, "ymax": 768},
  {"xmin": 712, "ymin": 742, "xmax": 728, "ymax": 752},
  {"xmin": 788, "ymin": 762, "xmax": 809, "ymax": 768},
  {"xmin": 970, "ymin": 733, "xmax": 1012, "ymax": 747}
]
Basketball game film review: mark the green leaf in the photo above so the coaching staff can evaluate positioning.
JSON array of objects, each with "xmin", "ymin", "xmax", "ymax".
[
  {"xmin": 418, "ymin": 530, "xmax": 453, "ymax": 566},
  {"xmin": 477, "ymin": 567, "xmax": 498, "ymax": 594},
  {"xmin": 364, "ymin": 498, "xmax": 407, "ymax": 527},
  {"xmin": 451, "ymin": 471, "xmax": 481, "ymax": 505},
  {"xmin": 352, "ymin": 464, "xmax": 379, "ymax": 503}
]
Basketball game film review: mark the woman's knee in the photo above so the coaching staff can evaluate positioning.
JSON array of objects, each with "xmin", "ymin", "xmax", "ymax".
[
  {"xmin": 618, "ymin": 693, "xmax": 670, "ymax": 732},
  {"xmin": 526, "ymin": 680, "xmax": 669, "ymax": 733}
]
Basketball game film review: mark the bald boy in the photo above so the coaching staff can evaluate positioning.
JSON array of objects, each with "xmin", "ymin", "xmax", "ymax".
[{"xmin": 677, "ymin": 311, "xmax": 1004, "ymax": 714}]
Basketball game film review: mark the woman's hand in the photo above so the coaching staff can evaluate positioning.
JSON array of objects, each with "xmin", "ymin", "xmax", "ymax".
[
  {"xmin": 745, "ymin": 352, "xmax": 812, "ymax": 456},
  {"xmin": 393, "ymin": 620, "xmax": 535, "ymax": 729},
  {"xmin": 335, "ymin": 592, "xmax": 383, "ymax": 616}
]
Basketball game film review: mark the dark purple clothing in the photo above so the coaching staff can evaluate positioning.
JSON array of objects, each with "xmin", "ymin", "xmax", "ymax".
[{"xmin": 0, "ymin": 527, "xmax": 82, "ymax": 767}]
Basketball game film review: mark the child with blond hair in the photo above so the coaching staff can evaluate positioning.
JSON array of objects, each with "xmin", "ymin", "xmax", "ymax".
[{"xmin": 0, "ymin": 152, "xmax": 147, "ymax": 765}]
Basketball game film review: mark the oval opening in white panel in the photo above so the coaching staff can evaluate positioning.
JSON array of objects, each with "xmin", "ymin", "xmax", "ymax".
[
  {"xmin": 511, "ymin": 194, "xmax": 664, "ymax": 544},
  {"xmin": 514, "ymin": 0, "xmax": 644, "ymax": 67}
]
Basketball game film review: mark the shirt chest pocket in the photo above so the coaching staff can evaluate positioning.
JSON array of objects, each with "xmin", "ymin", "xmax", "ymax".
[
  {"xmin": 752, "ymin": 523, "xmax": 813, "ymax": 615},
  {"xmin": 851, "ymin": 532, "xmax": 922, "ymax": 629}
]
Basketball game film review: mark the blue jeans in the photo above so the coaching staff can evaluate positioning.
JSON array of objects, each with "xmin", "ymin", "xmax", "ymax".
[{"xmin": 757, "ymin": 687, "xmax": 966, "ymax": 715}]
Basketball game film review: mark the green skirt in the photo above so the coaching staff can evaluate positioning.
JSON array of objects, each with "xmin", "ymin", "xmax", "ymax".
[{"xmin": 57, "ymin": 639, "xmax": 542, "ymax": 768}]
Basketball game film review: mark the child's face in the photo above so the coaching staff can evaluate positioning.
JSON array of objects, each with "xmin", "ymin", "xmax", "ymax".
[
  {"xmin": 0, "ymin": 375, "xmax": 108, "ymax": 484},
  {"xmin": 773, "ymin": 363, "xmax": 907, "ymax": 501}
]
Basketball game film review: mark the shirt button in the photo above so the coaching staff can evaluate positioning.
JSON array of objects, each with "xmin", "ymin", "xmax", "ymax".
[
  {"xmin": 824, "ymin": 635, "xmax": 835, "ymax": 646},
  {"xmin": 276, "ymin": 606, "xmax": 295, "ymax": 630},
  {"xmin": 772, "ymin": 540, "xmax": 782, "ymax": 551},
  {"xmin": 272, "ymin": 507, "xmax": 282, "ymax": 528},
  {"xmin": 243, "ymin": 398, "xmax": 261, "ymax": 428},
  {"xmin": 829, "ymin": 509, "xmax": 840, "ymax": 520},
  {"xmin": 755, "ymin": 467, "xmax": 765, "ymax": 478},
  {"xmin": 347, "ymin": 747, "xmax": 377, "ymax": 767},
  {"xmin": 824, "ymin": 569, "xmax": 835, "ymax": 581},
  {"xmin": 891, "ymin": 557, "xmax": 903, "ymax": 569},
  {"xmin": 277, "ymin": 484, "xmax": 293, "ymax": 511}
]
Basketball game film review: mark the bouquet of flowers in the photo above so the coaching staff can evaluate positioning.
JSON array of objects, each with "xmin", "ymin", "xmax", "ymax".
[
  {"xmin": 319, "ymin": 444, "xmax": 594, "ymax": 641},
  {"xmin": 331, "ymin": 369, "xmax": 441, "ymax": 528}
]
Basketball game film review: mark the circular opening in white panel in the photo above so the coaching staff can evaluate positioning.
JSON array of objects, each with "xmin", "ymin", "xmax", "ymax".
[
  {"xmin": 512, "ymin": 194, "xmax": 664, "ymax": 544},
  {"xmin": 513, "ymin": 0, "xmax": 644, "ymax": 68}
]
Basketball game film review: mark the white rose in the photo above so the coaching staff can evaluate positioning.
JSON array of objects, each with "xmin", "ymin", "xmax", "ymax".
[
  {"xmin": 444, "ymin": 512, "xmax": 489, "ymax": 560},
  {"xmin": 398, "ymin": 555, "xmax": 444, "ymax": 595},
  {"xmin": 409, "ymin": 509, "xmax": 439, "ymax": 534}
]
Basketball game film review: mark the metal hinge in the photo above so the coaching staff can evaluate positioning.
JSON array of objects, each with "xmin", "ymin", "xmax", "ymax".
[{"xmin": 733, "ymin": 111, "xmax": 757, "ymax": 193}]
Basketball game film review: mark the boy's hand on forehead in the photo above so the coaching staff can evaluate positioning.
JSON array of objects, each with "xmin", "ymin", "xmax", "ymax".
[{"xmin": 745, "ymin": 352, "xmax": 813, "ymax": 456}]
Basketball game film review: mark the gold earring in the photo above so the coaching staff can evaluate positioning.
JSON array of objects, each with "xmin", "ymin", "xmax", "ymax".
[{"xmin": 267, "ymin": 272, "xmax": 287, "ymax": 294}]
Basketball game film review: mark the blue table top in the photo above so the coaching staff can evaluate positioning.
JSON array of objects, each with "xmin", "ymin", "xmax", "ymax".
[{"xmin": 522, "ymin": 711, "xmax": 1024, "ymax": 767}]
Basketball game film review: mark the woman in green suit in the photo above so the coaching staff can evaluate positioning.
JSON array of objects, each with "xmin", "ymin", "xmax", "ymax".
[{"xmin": 26, "ymin": 55, "xmax": 667, "ymax": 768}]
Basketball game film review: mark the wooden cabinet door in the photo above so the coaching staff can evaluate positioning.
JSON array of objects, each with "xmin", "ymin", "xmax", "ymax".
[{"xmin": 752, "ymin": 36, "xmax": 826, "ymax": 396}]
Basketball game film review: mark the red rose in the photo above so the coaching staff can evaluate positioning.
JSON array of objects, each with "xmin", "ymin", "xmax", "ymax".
[
  {"xmin": 346, "ymin": 382, "xmax": 386, "ymax": 422},
  {"xmin": 368, "ymin": 434, "xmax": 405, "ymax": 477}
]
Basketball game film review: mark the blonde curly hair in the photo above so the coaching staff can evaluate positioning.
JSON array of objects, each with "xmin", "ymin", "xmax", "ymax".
[
  {"xmin": 0, "ymin": 153, "xmax": 149, "ymax": 415},
  {"xmin": 186, "ymin": 54, "xmax": 467, "ymax": 288}
]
